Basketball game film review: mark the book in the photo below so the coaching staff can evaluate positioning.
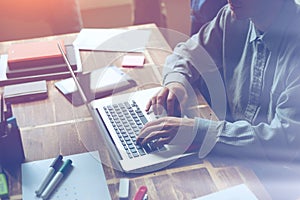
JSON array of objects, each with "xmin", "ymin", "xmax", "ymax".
[
  {"xmin": 7, "ymin": 40, "xmax": 66, "ymax": 70},
  {"xmin": 6, "ymin": 45, "xmax": 77, "ymax": 78},
  {"xmin": 0, "ymin": 46, "xmax": 82, "ymax": 87}
]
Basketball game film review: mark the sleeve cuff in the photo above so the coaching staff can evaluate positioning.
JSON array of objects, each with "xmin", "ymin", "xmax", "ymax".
[
  {"xmin": 194, "ymin": 118, "xmax": 224, "ymax": 159},
  {"xmin": 163, "ymin": 72, "xmax": 191, "ymax": 89}
]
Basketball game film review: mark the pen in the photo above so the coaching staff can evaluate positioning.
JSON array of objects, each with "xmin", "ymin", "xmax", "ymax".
[
  {"xmin": 35, "ymin": 155, "xmax": 63, "ymax": 196},
  {"xmin": 41, "ymin": 159, "xmax": 72, "ymax": 200},
  {"xmin": 133, "ymin": 186, "xmax": 148, "ymax": 200}
]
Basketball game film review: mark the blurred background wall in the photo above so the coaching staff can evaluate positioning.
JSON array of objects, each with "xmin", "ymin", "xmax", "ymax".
[
  {"xmin": 79, "ymin": 0, "xmax": 190, "ymax": 35},
  {"xmin": 0, "ymin": 0, "xmax": 191, "ymax": 41}
]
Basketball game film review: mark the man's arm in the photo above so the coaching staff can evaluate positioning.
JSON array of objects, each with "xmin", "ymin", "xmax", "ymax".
[{"xmin": 162, "ymin": 5, "xmax": 228, "ymax": 89}]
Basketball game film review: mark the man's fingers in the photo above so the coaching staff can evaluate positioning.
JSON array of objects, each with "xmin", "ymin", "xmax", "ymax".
[
  {"xmin": 155, "ymin": 137, "xmax": 172, "ymax": 147},
  {"xmin": 140, "ymin": 130, "xmax": 169, "ymax": 146},
  {"xmin": 137, "ymin": 119, "xmax": 169, "ymax": 145},
  {"xmin": 167, "ymin": 92, "xmax": 176, "ymax": 116},
  {"xmin": 145, "ymin": 98, "xmax": 153, "ymax": 112},
  {"xmin": 154, "ymin": 89, "xmax": 168, "ymax": 115},
  {"xmin": 137, "ymin": 121, "xmax": 160, "ymax": 143}
]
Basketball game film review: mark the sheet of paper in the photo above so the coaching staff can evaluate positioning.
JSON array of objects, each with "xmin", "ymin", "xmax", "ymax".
[
  {"xmin": 73, "ymin": 28, "xmax": 151, "ymax": 52},
  {"xmin": 193, "ymin": 184, "xmax": 258, "ymax": 200},
  {"xmin": 22, "ymin": 151, "xmax": 111, "ymax": 200}
]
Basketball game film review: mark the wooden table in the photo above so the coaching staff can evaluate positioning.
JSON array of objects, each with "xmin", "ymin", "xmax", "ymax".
[{"xmin": 0, "ymin": 24, "xmax": 271, "ymax": 200}]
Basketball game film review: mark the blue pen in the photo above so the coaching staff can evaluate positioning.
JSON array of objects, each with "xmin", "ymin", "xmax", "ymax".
[
  {"xmin": 35, "ymin": 155, "xmax": 63, "ymax": 196},
  {"xmin": 41, "ymin": 159, "xmax": 73, "ymax": 200}
]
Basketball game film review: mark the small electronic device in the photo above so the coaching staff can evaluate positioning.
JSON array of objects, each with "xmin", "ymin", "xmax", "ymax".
[{"xmin": 3, "ymin": 80, "xmax": 48, "ymax": 103}]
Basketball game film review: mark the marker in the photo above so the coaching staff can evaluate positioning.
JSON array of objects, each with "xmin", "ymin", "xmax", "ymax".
[
  {"xmin": 35, "ymin": 155, "xmax": 63, "ymax": 196},
  {"xmin": 0, "ymin": 165, "xmax": 9, "ymax": 198},
  {"xmin": 133, "ymin": 186, "xmax": 148, "ymax": 200},
  {"xmin": 41, "ymin": 159, "xmax": 73, "ymax": 200}
]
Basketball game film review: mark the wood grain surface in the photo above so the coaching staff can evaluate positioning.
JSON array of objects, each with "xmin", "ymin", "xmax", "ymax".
[{"xmin": 0, "ymin": 24, "xmax": 271, "ymax": 200}]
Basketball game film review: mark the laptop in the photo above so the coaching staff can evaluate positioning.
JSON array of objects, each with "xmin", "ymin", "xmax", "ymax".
[{"xmin": 58, "ymin": 43, "xmax": 195, "ymax": 173}]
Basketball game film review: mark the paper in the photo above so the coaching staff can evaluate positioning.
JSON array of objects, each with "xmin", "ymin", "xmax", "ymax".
[
  {"xmin": 73, "ymin": 28, "xmax": 151, "ymax": 52},
  {"xmin": 22, "ymin": 151, "xmax": 111, "ymax": 200},
  {"xmin": 193, "ymin": 184, "xmax": 258, "ymax": 200}
]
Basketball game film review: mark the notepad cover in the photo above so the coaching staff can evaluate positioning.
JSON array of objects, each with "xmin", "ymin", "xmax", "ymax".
[{"xmin": 7, "ymin": 40, "xmax": 66, "ymax": 70}]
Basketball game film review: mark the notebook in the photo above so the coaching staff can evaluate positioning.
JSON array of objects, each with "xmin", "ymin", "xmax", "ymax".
[
  {"xmin": 7, "ymin": 40, "xmax": 66, "ymax": 70},
  {"xmin": 58, "ymin": 43, "xmax": 195, "ymax": 173},
  {"xmin": 22, "ymin": 151, "xmax": 111, "ymax": 200}
]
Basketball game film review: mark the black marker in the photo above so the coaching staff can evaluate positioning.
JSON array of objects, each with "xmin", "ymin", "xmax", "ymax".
[
  {"xmin": 35, "ymin": 155, "xmax": 63, "ymax": 196},
  {"xmin": 41, "ymin": 159, "xmax": 73, "ymax": 200}
]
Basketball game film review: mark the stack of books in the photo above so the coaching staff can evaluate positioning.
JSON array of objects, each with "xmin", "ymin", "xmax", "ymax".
[{"xmin": 6, "ymin": 40, "xmax": 77, "ymax": 78}]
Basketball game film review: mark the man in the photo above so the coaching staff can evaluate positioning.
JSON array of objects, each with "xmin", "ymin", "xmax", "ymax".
[{"xmin": 137, "ymin": 0, "xmax": 300, "ymax": 197}]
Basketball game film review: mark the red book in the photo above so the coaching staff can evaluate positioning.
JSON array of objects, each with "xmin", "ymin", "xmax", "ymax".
[{"xmin": 7, "ymin": 40, "xmax": 66, "ymax": 70}]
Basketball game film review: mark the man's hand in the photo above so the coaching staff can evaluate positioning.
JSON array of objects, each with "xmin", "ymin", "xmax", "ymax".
[
  {"xmin": 136, "ymin": 117, "xmax": 195, "ymax": 148},
  {"xmin": 145, "ymin": 82, "xmax": 188, "ymax": 116}
]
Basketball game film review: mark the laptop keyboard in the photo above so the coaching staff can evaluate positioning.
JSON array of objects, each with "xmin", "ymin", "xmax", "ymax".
[{"xmin": 102, "ymin": 100, "xmax": 166, "ymax": 159}]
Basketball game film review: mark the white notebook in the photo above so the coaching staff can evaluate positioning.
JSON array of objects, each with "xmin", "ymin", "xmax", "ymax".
[{"xmin": 22, "ymin": 151, "xmax": 111, "ymax": 200}]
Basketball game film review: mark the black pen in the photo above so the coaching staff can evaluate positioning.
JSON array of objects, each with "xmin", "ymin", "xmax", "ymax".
[{"xmin": 35, "ymin": 155, "xmax": 63, "ymax": 196}]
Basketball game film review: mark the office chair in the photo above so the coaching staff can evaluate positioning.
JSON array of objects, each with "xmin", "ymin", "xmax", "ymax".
[{"xmin": 0, "ymin": 0, "xmax": 83, "ymax": 42}]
